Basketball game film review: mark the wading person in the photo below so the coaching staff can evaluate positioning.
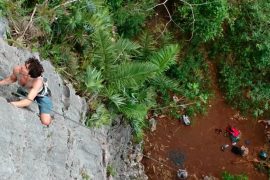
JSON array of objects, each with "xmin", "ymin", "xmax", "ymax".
[{"xmin": 0, "ymin": 57, "xmax": 52, "ymax": 126}]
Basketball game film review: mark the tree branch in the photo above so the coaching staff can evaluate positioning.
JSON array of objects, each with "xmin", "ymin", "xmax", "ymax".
[
  {"xmin": 148, "ymin": 0, "xmax": 220, "ymax": 41},
  {"xmin": 179, "ymin": 0, "xmax": 195, "ymax": 41},
  {"xmin": 20, "ymin": 6, "xmax": 37, "ymax": 39}
]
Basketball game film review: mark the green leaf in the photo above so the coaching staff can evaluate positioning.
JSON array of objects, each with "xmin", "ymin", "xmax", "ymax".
[
  {"xmin": 103, "ymin": 87, "xmax": 126, "ymax": 109},
  {"xmin": 149, "ymin": 44, "xmax": 179, "ymax": 74},
  {"xmin": 114, "ymin": 37, "xmax": 141, "ymax": 62},
  {"xmin": 152, "ymin": 75, "xmax": 179, "ymax": 91},
  {"xmin": 85, "ymin": 66, "xmax": 104, "ymax": 93},
  {"xmin": 109, "ymin": 62, "xmax": 157, "ymax": 89},
  {"xmin": 265, "ymin": 102, "xmax": 269, "ymax": 110},
  {"xmin": 86, "ymin": 103, "xmax": 111, "ymax": 127},
  {"xmin": 92, "ymin": 30, "xmax": 115, "ymax": 76},
  {"xmin": 120, "ymin": 103, "xmax": 147, "ymax": 139}
]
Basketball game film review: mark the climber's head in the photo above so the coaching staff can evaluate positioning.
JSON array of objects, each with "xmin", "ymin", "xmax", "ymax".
[{"xmin": 24, "ymin": 57, "xmax": 44, "ymax": 78}]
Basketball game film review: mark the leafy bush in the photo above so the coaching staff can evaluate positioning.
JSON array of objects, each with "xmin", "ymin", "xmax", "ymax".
[
  {"xmin": 213, "ymin": 1, "xmax": 270, "ymax": 117},
  {"xmin": 166, "ymin": 52, "xmax": 212, "ymax": 116},
  {"xmin": 86, "ymin": 102, "xmax": 111, "ymax": 127},
  {"xmin": 106, "ymin": 0, "xmax": 155, "ymax": 38},
  {"xmin": 173, "ymin": 0, "xmax": 228, "ymax": 43}
]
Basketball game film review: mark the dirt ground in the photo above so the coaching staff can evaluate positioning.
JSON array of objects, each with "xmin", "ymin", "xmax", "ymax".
[
  {"xmin": 142, "ymin": 5, "xmax": 268, "ymax": 179},
  {"xmin": 142, "ymin": 87, "xmax": 268, "ymax": 179}
]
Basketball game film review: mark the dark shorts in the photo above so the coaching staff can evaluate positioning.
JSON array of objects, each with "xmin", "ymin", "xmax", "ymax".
[
  {"xmin": 35, "ymin": 96, "xmax": 53, "ymax": 115},
  {"xmin": 17, "ymin": 87, "xmax": 53, "ymax": 115}
]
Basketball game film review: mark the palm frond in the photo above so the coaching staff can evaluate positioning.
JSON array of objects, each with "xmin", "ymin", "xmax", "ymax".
[
  {"xmin": 87, "ymin": 6, "xmax": 112, "ymax": 32},
  {"xmin": 86, "ymin": 103, "xmax": 111, "ymax": 127},
  {"xmin": 137, "ymin": 32, "xmax": 157, "ymax": 59},
  {"xmin": 114, "ymin": 37, "xmax": 141, "ymax": 62},
  {"xmin": 152, "ymin": 75, "xmax": 180, "ymax": 91},
  {"xmin": 109, "ymin": 62, "xmax": 157, "ymax": 89},
  {"xmin": 120, "ymin": 103, "xmax": 147, "ymax": 141},
  {"xmin": 92, "ymin": 30, "xmax": 115, "ymax": 73},
  {"xmin": 149, "ymin": 44, "xmax": 180, "ymax": 75},
  {"xmin": 103, "ymin": 87, "xmax": 126, "ymax": 109},
  {"xmin": 85, "ymin": 66, "xmax": 104, "ymax": 93},
  {"xmin": 120, "ymin": 103, "xmax": 147, "ymax": 122}
]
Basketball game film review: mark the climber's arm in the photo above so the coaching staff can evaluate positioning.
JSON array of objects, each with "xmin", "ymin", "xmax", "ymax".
[
  {"xmin": 0, "ymin": 67, "xmax": 18, "ymax": 85},
  {"xmin": 10, "ymin": 78, "xmax": 42, "ymax": 107}
]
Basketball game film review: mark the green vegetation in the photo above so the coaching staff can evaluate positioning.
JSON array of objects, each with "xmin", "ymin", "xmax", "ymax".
[
  {"xmin": 174, "ymin": 0, "xmax": 228, "ymax": 43},
  {"xmin": 211, "ymin": 1, "xmax": 270, "ymax": 117},
  {"xmin": 170, "ymin": 0, "xmax": 269, "ymax": 118},
  {"xmin": 0, "ymin": 0, "xmax": 181, "ymax": 141},
  {"xmin": 222, "ymin": 171, "xmax": 248, "ymax": 180},
  {"xmin": 106, "ymin": 0, "xmax": 155, "ymax": 38},
  {"xmin": 0, "ymin": 0, "xmax": 269, "ymax": 143},
  {"xmin": 106, "ymin": 164, "xmax": 117, "ymax": 177},
  {"xmin": 81, "ymin": 170, "xmax": 91, "ymax": 180},
  {"xmin": 166, "ymin": 53, "xmax": 211, "ymax": 116}
]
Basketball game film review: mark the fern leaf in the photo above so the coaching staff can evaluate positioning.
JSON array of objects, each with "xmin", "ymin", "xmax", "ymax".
[
  {"xmin": 86, "ymin": 103, "xmax": 111, "ymax": 127},
  {"xmin": 87, "ymin": 3, "xmax": 112, "ymax": 31},
  {"xmin": 120, "ymin": 103, "xmax": 147, "ymax": 140},
  {"xmin": 109, "ymin": 94, "xmax": 126, "ymax": 108},
  {"xmin": 135, "ymin": 86, "xmax": 157, "ymax": 108}
]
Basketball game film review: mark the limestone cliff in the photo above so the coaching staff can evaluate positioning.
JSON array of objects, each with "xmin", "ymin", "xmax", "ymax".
[{"xmin": 0, "ymin": 20, "xmax": 147, "ymax": 180}]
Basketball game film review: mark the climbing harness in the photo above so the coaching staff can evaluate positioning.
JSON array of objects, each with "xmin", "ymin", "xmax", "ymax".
[{"xmin": 36, "ymin": 78, "xmax": 50, "ymax": 97}]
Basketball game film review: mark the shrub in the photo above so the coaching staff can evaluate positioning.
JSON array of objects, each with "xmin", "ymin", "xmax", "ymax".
[
  {"xmin": 106, "ymin": 0, "xmax": 155, "ymax": 38},
  {"xmin": 213, "ymin": 1, "xmax": 270, "ymax": 117},
  {"xmin": 166, "ymin": 52, "xmax": 212, "ymax": 116},
  {"xmin": 173, "ymin": 0, "xmax": 228, "ymax": 43}
]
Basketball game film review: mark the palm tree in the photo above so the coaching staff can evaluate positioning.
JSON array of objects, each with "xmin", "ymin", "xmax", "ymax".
[{"xmin": 84, "ymin": 28, "xmax": 179, "ymax": 139}]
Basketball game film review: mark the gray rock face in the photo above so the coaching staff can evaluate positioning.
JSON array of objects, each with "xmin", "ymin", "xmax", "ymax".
[
  {"xmin": 0, "ymin": 38, "xmax": 147, "ymax": 179},
  {"xmin": 0, "ymin": 18, "xmax": 9, "ymax": 39},
  {"xmin": 0, "ymin": 38, "xmax": 106, "ymax": 179},
  {"xmin": 107, "ymin": 118, "xmax": 148, "ymax": 180}
]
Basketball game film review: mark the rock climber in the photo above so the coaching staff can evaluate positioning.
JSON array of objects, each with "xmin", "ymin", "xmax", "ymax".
[{"xmin": 0, "ymin": 57, "xmax": 52, "ymax": 125}]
